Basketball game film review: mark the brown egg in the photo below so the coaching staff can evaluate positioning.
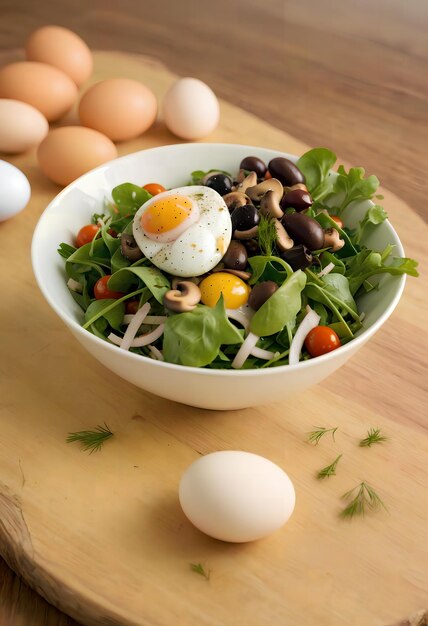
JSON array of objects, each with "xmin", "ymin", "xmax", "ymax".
[
  {"xmin": 79, "ymin": 78, "xmax": 157, "ymax": 141},
  {"xmin": 26, "ymin": 25, "xmax": 93, "ymax": 87},
  {"xmin": 0, "ymin": 99, "xmax": 49, "ymax": 153},
  {"xmin": 0, "ymin": 62, "xmax": 77, "ymax": 122},
  {"xmin": 37, "ymin": 126, "xmax": 118, "ymax": 186}
]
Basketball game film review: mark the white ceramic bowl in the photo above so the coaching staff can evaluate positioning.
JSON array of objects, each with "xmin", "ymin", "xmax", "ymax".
[{"xmin": 31, "ymin": 143, "xmax": 406, "ymax": 410}]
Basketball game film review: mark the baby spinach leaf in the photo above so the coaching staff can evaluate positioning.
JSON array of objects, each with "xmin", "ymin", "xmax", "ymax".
[
  {"xmin": 82, "ymin": 288, "xmax": 146, "ymax": 329},
  {"xmin": 65, "ymin": 239, "xmax": 111, "ymax": 280},
  {"xmin": 320, "ymin": 250, "xmax": 346, "ymax": 274},
  {"xmin": 354, "ymin": 204, "xmax": 388, "ymax": 244},
  {"xmin": 108, "ymin": 266, "xmax": 170, "ymax": 303},
  {"xmin": 84, "ymin": 299, "xmax": 125, "ymax": 331},
  {"xmin": 58, "ymin": 242, "xmax": 77, "ymax": 260},
  {"xmin": 331, "ymin": 165, "xmax": 380, "ymax": 214},
  {"xmin": 163, "ymin": 297, "xmax": 243, "ymax": 367},
  {"xmin": 248, "ymin": 255, "xmax": 292, "ymax": 285},
  {"xmin": 250, "ymin": 270, "xmax": 306, "ymax": 336},
  {"xmin": 111, "ymin": 247, "xmax": 131, "ymax": 273},
  {"xmin": 322, "ymin": 273, "xmax": 358, "ymax": 314},
  {"xmin": 101, "ymin": 224, "xmax": 121, "ymax": 256},
  {"xmin": 111, "ymin": 183, "xmax": 152, "ymax": 217},
  {"xmin": 305, "ymin": 283, "xmax": 354, "ymax": 338},
  {"xmin": 296, "ymin": 148, "xmax": 337, "ymax": 201}
]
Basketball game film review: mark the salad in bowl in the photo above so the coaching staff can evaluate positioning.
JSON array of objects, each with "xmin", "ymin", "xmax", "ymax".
[
  {"xmin": 32, "ymin": 143, "xmax": 417, "ymax": 408},
  {"xmin": 56, "ymin": 147, "xmax": 418, "ymax": 371}
]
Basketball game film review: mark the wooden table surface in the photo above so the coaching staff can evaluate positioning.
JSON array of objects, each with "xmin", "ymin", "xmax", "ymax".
[{"xmin": 0, "ymin": 1, "xmax": 427, "ymax": 625}]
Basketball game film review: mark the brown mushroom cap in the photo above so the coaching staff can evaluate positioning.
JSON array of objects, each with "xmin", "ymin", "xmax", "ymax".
[
  {"xmin": 234, "ymin": 171, "xmax": 258, "ymax": 193},
  {"xmin": 163, "ymin": 281, "xmax": 202, "ymax": 312},
  {"xmin": 323, "ymin": 228, "xmax": 345, "ymax": 252},
  {"xmin": 246, "ymin": 178, "xmax": 283, "ymax": 203},
  {"xmin": 223, "ymin": 191, "xmax": 252, "ymax": 212},
  {"xmin": 212, "ymin": 267, "xmax": 252, "ymax": 281},
  {"xmin": 274, "ymin": 220, "xmax": 294, "ymax": 251},
  {"xmin": 234, "ymin": 225, "xmax": 259, "ymax": 240},
  {"xmin": 259, "ymin": 189, "xmax": 284, "ymax": 219}
]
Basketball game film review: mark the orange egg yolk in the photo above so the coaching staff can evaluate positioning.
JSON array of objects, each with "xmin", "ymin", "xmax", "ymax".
[
  {"xmin": 199, "ymin": 272, "xmax": 251, "ymax": 309},
  {"xmin": 140, "ymin": 195, "xmax": 193, "ymax": 235}
]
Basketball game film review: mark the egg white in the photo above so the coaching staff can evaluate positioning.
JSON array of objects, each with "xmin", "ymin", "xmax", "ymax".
[{"xmin": 133, "ymin": 185, "xmax": 231, "ymax": 277}]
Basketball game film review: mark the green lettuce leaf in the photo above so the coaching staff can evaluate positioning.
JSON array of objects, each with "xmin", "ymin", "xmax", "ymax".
[{"xmin": 296, "ymin": 148, "xmax": 337, "ymax": 201}]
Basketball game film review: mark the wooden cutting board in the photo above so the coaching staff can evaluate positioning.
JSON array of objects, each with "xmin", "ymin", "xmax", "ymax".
[{"xmin": 0, "ymin": 51, "xmax": 427, "ymax": 626}]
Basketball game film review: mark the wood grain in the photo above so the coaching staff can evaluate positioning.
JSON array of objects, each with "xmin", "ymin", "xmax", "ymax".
[
  {"xmin": 0, "ymin": 0, "xmax": 427, "ymax": 622},
  {"xmin": 0, "ymin": 48, "xmax": 427, "ymax": 626},
  {"xmin": 0, "ymin": 0, "xmax": 427, "ymax": 221}
]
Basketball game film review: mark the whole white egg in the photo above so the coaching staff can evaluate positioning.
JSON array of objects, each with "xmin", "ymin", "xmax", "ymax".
[
  {"xmin": 0, "ymin": 160, "xmax": 31, "ymax": 221},
  {"xmin": 179, "ymin": 451, "xmax": 296, "ymax": 542},
  {"xmin": 133, "ymin": 185, "xmax": 231, "ymax": 277},
  {"xmin": 162, "ymin": 78, "xmax": 220, "ymax": 140}
]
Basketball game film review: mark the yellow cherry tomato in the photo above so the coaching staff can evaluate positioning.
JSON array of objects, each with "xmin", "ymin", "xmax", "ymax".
[{"xmin": 199, "ymin": 272, "xmax": 251, "ymax": 309}]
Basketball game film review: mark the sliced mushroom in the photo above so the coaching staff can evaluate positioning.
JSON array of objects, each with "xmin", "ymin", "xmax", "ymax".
[
  {"xmin": 120, "ymin": 233, "xmax": 144, "ymax": 262},
  {"xmin": 212, "ymin": 267, "xmax": 251, "ymax": 281},
  {"xmin": 223, "ymin": 191, "xmax": 252, "ymax": 212},
  {"xmin": 234, "ymin": 225, "xmax": 259, "ymax": 240},
  {"xmin": 163, "ymin": 281, "xmax": 202, "ymax": 312},
  {"xmin": 259, "ymin": 189, "xmax": 284, "ymax": 219},
  {"xmin": 274, "ymin": 219, "xmax": 294, "ymax": 252},
  {"xmin": 234, "ymin": 171, "xmax": 257, "ymax": 193},
  {"xmin": 323, "ymin": 228, "xmax": 345, "ymax": 252},
  {"xmin": 246, "ymin": 178, "xmax": 283, "ymax": 203}
]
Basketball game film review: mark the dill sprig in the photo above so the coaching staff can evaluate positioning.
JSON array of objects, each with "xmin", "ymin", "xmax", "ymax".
[
  {"xmin": 359, "ymin": 428, "xmax": 388, "ymax": 447},
  {"xmin": 307, "ymin": 426, "xmax": 338, "ymax": 445},
  {"xmin": 317, "ymin": 454, "xmax": 342, "ymax": 479},
  {"xmin": 66, "ymin": 423, "xmax": 114, "ymax": 453},
  {"xmin": 190, "ymin": 563, "xmax": 210, "ymax": 580},
  {"xmin": 257, "ymin": 215, "xmax": 278, "ymax": 257},
  {"xmin": 340, "ymin": 481, "xmax": 387, "ymax": 519}
]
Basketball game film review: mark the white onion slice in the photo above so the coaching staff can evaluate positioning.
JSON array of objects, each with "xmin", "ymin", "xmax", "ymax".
[
  {"xmin": 108, "ymin": 324, "xmax": 165, "ymax": 349},
  {"xmin": 231, "ymin": 332, "xmax": 260, "ymax": 369},
  {"xmin": 123, "ymin": 314, "xmax": 167, "ymax": 326},
  {"xmin": 67, "ymin": 278, "xmax": 83, "ymax": 293},
  {"xmin": 119, "ymin": 302, "xmax": 150, "ymax": 351},
  {"xmin": 289, "ymin": 307, "xmax": 321, "ymax": 365},
  {"xmin": 318, "ymin": 262, "xmax": 335, "ymax": 277},
  {"xmin": 226, "ymin": 308, "xmax": 251, "ymax": 332},
  {"xmin": 131, "ymin": 324, "xmax": 165, "ymax": 347},
  {"xmin": 148, "ymin": 345, "xmax": 164, "ymax": 361},
  {"xmin": 250, "ymin": 347, "xmax": 278, "ymax": 360}
]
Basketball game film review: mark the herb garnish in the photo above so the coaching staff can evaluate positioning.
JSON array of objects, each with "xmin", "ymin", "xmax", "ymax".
[
  {"xmin": 340, "ymin": 481, "xmax": 387, "ymax": 518},
  {"xmin": 308, "ymin": 426, "xmax": 338, "ymax": 445},
  {"xmin": 317, "ymin": 454, "xmax": 342, "ymax": 479},
  {"xmin": 190, "ymin": 563, "xmax": 210, "ymax": 580},
  {"xmin": 359, "ymin": 428, "xmax": 388, "ymax": 447},
  {"xmin": 257, "ymin": 215, "xmax": 278, "ymax": 257},
  {"xmin": 66, "ymin": 423, "xmax": 114, "ymax": 453}
]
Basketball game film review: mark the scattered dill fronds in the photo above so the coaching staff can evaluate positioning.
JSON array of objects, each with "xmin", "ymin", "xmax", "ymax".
[
  {"xmin": 340, "ymin": 481, "xmax": 387, "ymax": 519},
  {"xmin": 317, "ymin": 454, "xmax": 342, "ymax": 479},
  {"xmin": 66, "ymin": 423, "xmax": 114, "ymax": 453},
  {"xmin": 359, "ymin": 428, "xmax": 388, "ymax": 447},
  {"xmin": 307, "ymin": 426, "xmax": 338, "ymax": 445},
  {"xmin": 190, "ymin": 563, "xmax": 210, "ymax": 580},
  {"xmin": 257, "ymin": 215, "xmax": 278, "ymax": 257}
]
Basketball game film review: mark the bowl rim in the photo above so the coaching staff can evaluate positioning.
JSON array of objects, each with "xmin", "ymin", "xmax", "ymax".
[{"xmin": 31, "ymin": 142, "xmax": 406, "ymax": 377}]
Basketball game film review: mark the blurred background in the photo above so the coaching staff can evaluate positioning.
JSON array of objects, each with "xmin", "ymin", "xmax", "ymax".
[
  {"xmin": 0, "ymin": 0, "xmax": 427, "ymax": 624},
  {"xmin": 1, "ymin": 0, "xmax": 427, "ymax": 218}
]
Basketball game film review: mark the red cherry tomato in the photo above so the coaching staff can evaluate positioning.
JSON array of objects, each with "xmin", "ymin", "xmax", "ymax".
[
  {"xmin": 125, "ymin": 299, "xmax": 140, "ymax": 314},
  {"xmin": 143, "ymin": 183, "xmax": 166, "ymax": 196},
  {"xmin": 330, "ymin": 215, "xmax": 344, "ymax": 228},
  {"xmin": 304, "ymin": 326, "xmax": 341, "ymax": 357},
  {"xmin": 264, "ymin": 171, "xmax": 272, "ymax": 180},
  {"xmin": 76, "ymin": 224, "xmax": 99, "ymax": 248},
  {"xmin": 94, "ymin": 275, "xmax": 125, "ymax": 300}
]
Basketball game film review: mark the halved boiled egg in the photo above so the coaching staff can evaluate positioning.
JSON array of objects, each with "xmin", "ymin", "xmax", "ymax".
[{"xmin": 133, "ymin": 185, "xmax": 231, "ymax": 277}]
